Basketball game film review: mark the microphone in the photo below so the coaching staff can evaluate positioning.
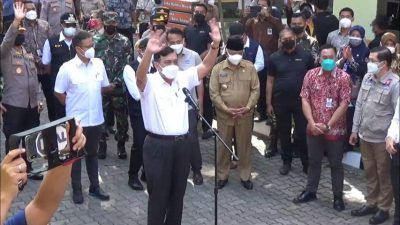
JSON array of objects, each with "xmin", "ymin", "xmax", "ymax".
[{"xmin": 182, "ymin": 87, "xmax": 199, "ymax": 110}]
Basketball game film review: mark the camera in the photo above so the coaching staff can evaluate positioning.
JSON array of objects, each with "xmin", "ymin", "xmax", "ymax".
[{"xmin": 8, "ymin": 117, "xmax": 85, "ymax": 174}]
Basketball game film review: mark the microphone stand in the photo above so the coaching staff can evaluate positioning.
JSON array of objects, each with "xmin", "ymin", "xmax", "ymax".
[{"xmin": 184, "ymin": 95, "xmax": 238, "ymax": 225}]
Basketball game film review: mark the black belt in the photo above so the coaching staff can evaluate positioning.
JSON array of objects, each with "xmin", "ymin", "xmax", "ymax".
[{"xmin": 147, "ymin": 132, "xmax": 188, "ymax": 141}]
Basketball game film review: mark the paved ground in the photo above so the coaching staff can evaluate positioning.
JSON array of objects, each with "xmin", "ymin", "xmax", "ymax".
[{"xmin": 1, "ymin": 114, "xmax": 396, "ymax": 225}]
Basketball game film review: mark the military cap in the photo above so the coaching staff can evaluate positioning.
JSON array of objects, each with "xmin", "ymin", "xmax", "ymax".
[
  {"xmin": 102, "ymin": 11, "xmax": 119, "ymax": 26},
  {"xmin": 150, "ymin": 7, "xmax": 169, "ymax": 24},
  {"xmin": 60, "ymin": 13, "xmax": 78, "ymax": 24}
]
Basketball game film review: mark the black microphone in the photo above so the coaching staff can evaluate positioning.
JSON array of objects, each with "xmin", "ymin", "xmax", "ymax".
[{"xmin": 182, "ymin": 87, "xmax": 199, "ymax": 110}]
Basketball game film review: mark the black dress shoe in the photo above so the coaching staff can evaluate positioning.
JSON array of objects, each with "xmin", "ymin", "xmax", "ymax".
[
  {"xmin": 333, "ymin": 196, "xmax": 345, "ymax": 211},
  {"xmin": 193, "ymin": 171, "xmax": 203, "ymax": 185},
  {"xmin": 293, "ymin": 190, "xmax": 317, "ymax": 204},
  {"xmin": 202, "ymin": 129, "xmax": 214, "ymax": 139},
  {"xmin": 241, "ymin": 180, "xmax": 253, "ymax": 190},
  {"xmin": 89, "ymin": 188, "xmax": 110, "ymax": 201},
  {"xmin": 264, "ymin": 151, "xmax": 276, "ymax": 158},
  {"xmin": 351, "ymin": 205, "xmax": 379, "ymax": 217},
  {"xmin": 279, "ymin": 164, "xmax": 291, "ymax": 175},
  {"xmin": 140, "ymin": 170, "xmax": 146, "ymax": 182},
  {"xmin": 117, "ymin": 142, "xmax": 127, "ymax": 159},
  {"xmin": 217, "ymin": 180, "xmax": 228, "ymax": 189},
  {"xmin": 28, "ymin": 173, "xmax": 43, "ymax": 180},
  {"xmin": 369, "ymin": 210, "xmax": 389, "ymax": 225},
  {"xmin": 128, "ymin": 176, "xmax": 144, "ymax": 190},
  {"xmin": 98, "ymin": 142, "xmax": 107, "ymax": 159},
  {"xmin": 72, "ymin": 189, "xmax": 84, "ymax": 204}
]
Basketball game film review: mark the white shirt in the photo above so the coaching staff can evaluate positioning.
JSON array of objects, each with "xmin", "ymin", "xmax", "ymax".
[
  {"xmin": 54, "ymin": 56, "xmax": 109, "ymax": 127},
  {"xmin": 244, "ymin": 38, "xmax": 265, "ymax": 72},
  {"xmin": 123, "ymin": 56, "xmax": 153, "ymax": 101},
  {"xmin": 42, "ymin": 32, "xmax": 73, "ymax": 65},
  {"xmin": 140, "ymin": 66, "xmax": 200, "ymax": 135},
  {"xmin": 387, "ymin": 98, "xmax": 400, "ymax": 143}
]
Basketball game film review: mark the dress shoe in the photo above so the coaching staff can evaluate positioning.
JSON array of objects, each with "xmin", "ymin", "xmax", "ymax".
[
  {"xmin": 98, "ymin": 141, "xmax": 107, "ymax": 159},
  {"xmin": 140, "ymin": 170, "xmax": 146, "ymax": 182},
  {"xmin": 264, "ymin": 150, "xmax": 276, "ymax": 158},
  {"xmin": 351, "ymin": 205, "xmax": 379, "ymax": 217},
  {"xmin": 117, "ymin": 142, "xmax": 127, "ymax": 159},
  {"xmin": 279, "ymin": 164, "xmax": 291, "ymax": 175},
  {"xmin": 128, "ymin": 176, "xmax": 144, "ymax": 190},
  {"xmin": 369, "ymin": 210, "xmax": 389, "ymax": 225},
  {"xmin": 241, "ymin": 180, "xmax": 253, "ymax": 190},
  {"xmin": 217, "ymin": 180, "xmax": 228, "ymax": 189},
  {"xmin": 333, "ymin": 196, "xmax": 345, "ymax": 211},
  {"xmin": 202, "ymin": 129, "xmax": 214, "ymax": 139},
  {"xmin": 72, "ymin": 189, "xmax": 84, "ymax": 204},
  {"xmin": 89, "ymin": 188, "xmax": 110, "ymax": 201},
  {"xmin": 28, "ymin": 172, "xmax": 43, "ymax": 180},
  {"xmin": 293, "ymin": 190, "xmax": 317, "ymax": 204},
  {"xmin": 193, "ymin": 171, "xmax": 203, "ymax": 185}
]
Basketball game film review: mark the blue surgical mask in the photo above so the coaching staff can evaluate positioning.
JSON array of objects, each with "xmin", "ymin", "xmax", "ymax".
[{"xmin": 321, "ymin": 59, "xmax": 336, "ymax": 71}]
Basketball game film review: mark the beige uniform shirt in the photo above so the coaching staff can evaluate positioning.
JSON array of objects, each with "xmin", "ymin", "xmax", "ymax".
[
  {"xmin": 0, "ymin": 25, "xmax": 39, "ymax": 108},
  {"xmin": 210, "ymin": 59, "xmax": 260, "ymax": 125},
  {"xmin": 40, "ymin": 0, "xmax": 75, "ymax": 37},
  {"xmin": 80, "ymin": 0, "xmax": 105, "ymax": 17}
]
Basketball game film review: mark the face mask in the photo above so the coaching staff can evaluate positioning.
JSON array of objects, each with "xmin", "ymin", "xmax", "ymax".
[
  {"xmin": 83, "ymin": 47, "xmax": 95, "ymax": 59},
  {"xmin": 387, "ymin": 46, "xmax": 396, "ymax": 54},
  {"xmin": 339, "ymin": 18, "xmax": 352, "ymax": 29},
  {"xmin": 193, "ymin": 13, "xmax": 206, "ymax": 24},
  {"xmin": 25, "ymin": 10, "xmax": 37, "ymax": 20},
  {"xmin": 367, "ymin": 62, "xmax": 382, "ymax": 75},
  {"xmin": 227, "ymin": 52, "xmax": 243, "ymax": 65},
  {"xmin": 98, "ymin": 27, "xmax": 105, "ymax": 35},
  {"xmin": 321, "ymin": 58, "xmax": 336, "ymax": 71},
  {"xmin": 349, "ymin": 37, "xmax": 362, "ymax": 47},
  {"xmin": 63, "ymin": 27, "xmax": 76, "ymax": 37},
  {"xmin": 292, "ymin": 26, "xmax": 305, "ymax": 35},
  {"xmin": 282, "ymin": 39, "xmax": 296, "ymax": 50},
  {"xmin": 104, "ymin": 25, "xmax": 117, "ymax": 35},
  {"xmin": 14, "ymin": 34, "xmax": 25, "ymax": 46},
  {"xmin": 170, "ymin": 44, "xmax": 183, "ymax": 54},
  {"xmin": 161, "ymin": 65, "xmax": 179, "ymax": 80}
]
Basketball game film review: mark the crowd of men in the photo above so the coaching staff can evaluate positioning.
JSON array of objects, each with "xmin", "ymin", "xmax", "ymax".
[{"xmin": 0, "ymin": 0, "xmax": 399, "ymax": 225}]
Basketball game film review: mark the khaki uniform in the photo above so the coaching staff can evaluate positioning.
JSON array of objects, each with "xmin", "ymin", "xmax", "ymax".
[
  {"xmin": 40, "ymin": 0, "xmax": 75, "ymax": 37},
  {"xmin": 353, "ymin": 71, "xmax": 400, "ymax": 211},
  {"xmin": 209, "ymin": 60, "xmax": 260, "ymax": 181},
  {"xmin": 22, "ymin": 19, "xmax": 50, "ymax": 75},
  {"xmin": 80, "ymin": 0, "xmax": 105, "ymax": 17}
]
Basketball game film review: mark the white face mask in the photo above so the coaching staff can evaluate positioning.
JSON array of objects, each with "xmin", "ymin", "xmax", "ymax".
[
  {"xmin": 227, "ymin": 52, "xmax": 243, "ymax": 65},
  {"xmin": 367, "ymin": 62, "xmax": 382, "ymax": 75},
  {"xmin": 387, "ymin": 46, "xmax": 396, "ymax": 54},
  {"xmin": 84, "ymin": 47, "xmax": 95, "ymax": 59},
  {"xmin": 63, "ymin": 27, "xmax": 76, "ymax": 37},
  {"xmin": 170, "ymin": 44, "xmax": 184, "ymax": 54},
  {"xmin": 161, "ymin": 65, "xmax": 179, "ymax": 80},
  {"xmin": 339, "ymin": 18, "xmax": 352, "ymax": 29},
  {"xmin": 25, "ymin": 10, "xmax": 37, "ymax": 20}
]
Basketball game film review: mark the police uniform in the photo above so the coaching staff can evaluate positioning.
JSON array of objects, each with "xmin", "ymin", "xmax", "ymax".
[
  {"xmin": 209, "ymin": 57, "xmax": 260, "ymax": 186},
  {"xmin": 93, "ymin": 11, "xmax": 132, "ymax": 158},
  {"xmin": 106, "ymin": 0, "xmax": 135, "ymax": 45},
  {"xmin": 80, "ymin": 0, "xmax": 105, "ymax": 18},
  {"xmin": 40, "ymin": 0, "xmax": 75, "ymax": 37},
  {"xmin": 0, "ymin": 25, "xmax": 40, "ymax": 154},
  {"xmin": 42, "ymin": 13, "xmax": 77, "ymax": 121}
]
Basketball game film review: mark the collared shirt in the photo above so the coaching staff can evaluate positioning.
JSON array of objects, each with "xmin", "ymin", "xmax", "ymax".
[
  {"xmin": 300, "ymin": 67, "xmax": 352, "ymax": 140},
  {"xmin": 42, "ymin": 32, "xmax": 72, "ymax": 65},
  {"xmin": 296, "ymin": 33, "xmax": 319, "ymax": 65},
  {"xmin": 54, "ymin": 55, "xmax": 109, "ymax": 127},
  {"xmin": 268, "ymin": 48, "xmax": 315, "ymax": 106},
  {"xmin": 387, "ymin": 97, "xmax": 400, "ymax": 143},
  {"xmin": 352, "ymin": 71, "xmax": 400, "ymax": 143},
  {"xmin": 313, "ymin": 11, "xmax": 339, "ymax": 46},
  {"xmin": 184, "ymin": 24, "xmax": 212, "ymax": 55},
  {"xmin": 140, "ymin": 67, "xmax": 200, "ymax": 135},
  {"xmin": 244, "ymin": 38, "xmax": 264, "ymax": 72},
  {"xmin": 326, "ymin": 29, "xmax": 349, "ymax": 53},
  {"xmin": 123, "ymin": 56, "xmax": 150, "ymax": 101}
]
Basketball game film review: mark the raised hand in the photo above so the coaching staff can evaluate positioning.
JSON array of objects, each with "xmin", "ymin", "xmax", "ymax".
[
  {"xmin": 208, "ymin": 18, "xmax": 221, "ymax": 44},
  {"xmin": 13, "ymin": 2, "xmax": 25, "ymax": 22},
  {"xmin": 146, "ymin": 29, "xmax": 167, "ymax": 54}
]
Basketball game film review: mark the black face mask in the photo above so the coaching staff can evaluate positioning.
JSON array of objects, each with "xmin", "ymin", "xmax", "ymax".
[
  {"xmin": 282, "ymin": 39, "xmax": 296, "ymax": 50},
  {"xmin": 14, "ymin": 34, "xmax": 25, "ymax": 46},
  {"xmin": 104, "ymin": 25, "xmax": 117, "ymax": 35},
  {"xmin": 193, "ymin": 13, "xmax": 206, "ymax": 25},
  {"xmin": 292, "ymin": 26, "xmax": 305, "ymax": 35}
]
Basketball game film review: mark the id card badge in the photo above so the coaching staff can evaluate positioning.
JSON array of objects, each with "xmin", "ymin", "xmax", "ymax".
[
  {"xmin": 267, "ymin": 28, "xmax": 273, "ymax": 35},
  {"xmin": 326, "ymin": 98, "xmax": 333, "ymax": 108},
  {"xmin": 119, "ymin": 11, "xmax": 124, "ymax": 17},
  {"xmin": 36, "ymin": 49, "xmax": 42, "ymax": 57}
]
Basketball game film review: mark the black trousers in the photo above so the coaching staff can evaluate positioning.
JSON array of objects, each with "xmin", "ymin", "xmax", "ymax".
[
  {"xmin": 188, "ymin": 109, "xmax": 202, "ymax": 172},
  {"xmin": 256, "ymin": 72, "xmax": 267, "ymax": 119},
  {"xmin": 128, "ymin": 100, "xmax": 147, "ymax": 178},
  {"xmin": 117, "ymin": 27, "xmax": 135, "ymax": 48},
  {"xmin": 38, "ymin": 74, "xmax": 54, "ymax": 121},
  {"xmin": 274, "ymin": 103, "xmax": 308, "ymax": 166},
  {"xmin": 71, "ymin": 125, "xmax": 102, "ymax": 192},
  {"xmin": 392, "ymin": 151, "xmax": 399, "ymax": 224},
  {"xmin": 143, "ymin": 136, "xmax": 191, "ymax": 225},
  {"xmin": 201, "ymin": 78, "xmax": 214, "ymax": 132}
]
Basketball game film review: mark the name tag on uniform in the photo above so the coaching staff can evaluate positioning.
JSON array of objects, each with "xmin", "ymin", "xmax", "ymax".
[
  {"xmin": 267, "ymin": 28, "xmax": 273, "ymax": 35},
  {"xmin": 295, "ymin": 58, "xmax": 302, "ymax": 62},
  {"xmin": 326, "ymin": 98, "xmax": 333, "ymax": 108}
]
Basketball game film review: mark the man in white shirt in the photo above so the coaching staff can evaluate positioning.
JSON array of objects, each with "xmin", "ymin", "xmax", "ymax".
[
  {"xmin": 54, "ymin": 30, "xmax": 113, "ymax": 204},
  {"xmin": 135, "ymin": 19, "xmax": 221, "ymax": 225},
  {"xmin": 166, "ymin": 27, "xmax": 205, "ymax": 185}
]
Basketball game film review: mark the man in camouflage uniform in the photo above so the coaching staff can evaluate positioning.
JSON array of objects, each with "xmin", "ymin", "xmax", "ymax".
[
  {"xmin": 94, "ymin": 11, "xmax": 132, "ymax": 159},
  {"xmin": 106, "ymin": 0, "xmax": 135, "ymax": 45}
]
